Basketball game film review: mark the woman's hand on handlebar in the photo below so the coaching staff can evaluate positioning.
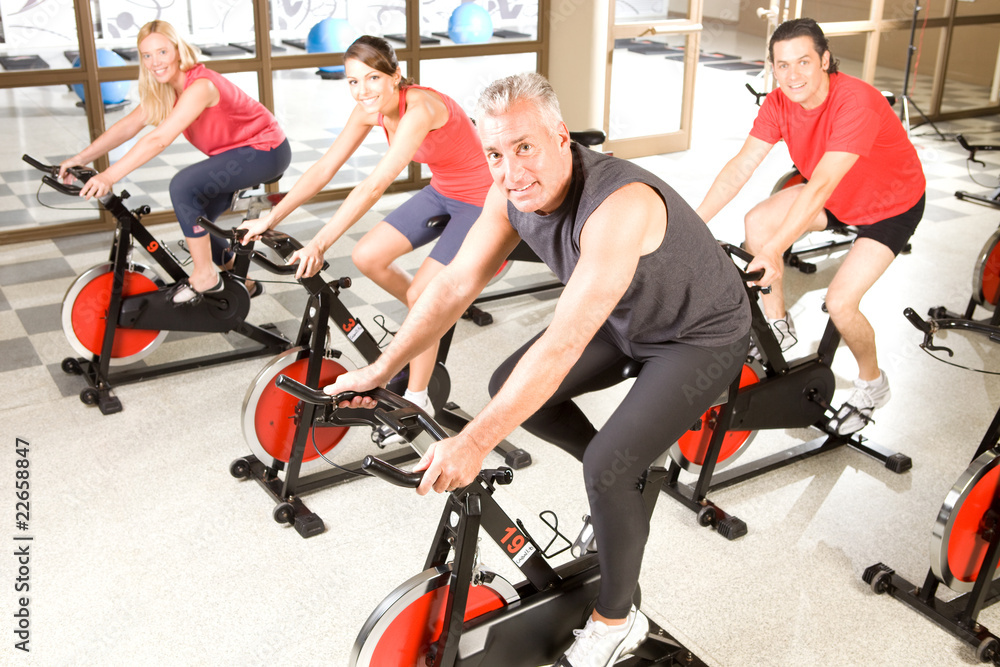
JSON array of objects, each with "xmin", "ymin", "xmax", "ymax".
[
  {"xmin": 78, "ymin": 172, "xmax": 115, "ymax": 200},
  {"xmin": 238, "ymin": 211, "xmax": 277, "ymax": 245},
  {"xmin": 57, "ymin": 158, "xmax": 84, "ymax": 184},
  {"xmin": 414, "ymin": 434, "xmax": 488, "ymax": 496},
  {"xmin": 288, "ymin": 241, "xmax": 326, "ymax": 279},
  {"xmin": 745, "ymin": 246, "xmax": 783, "ymax": 289}
]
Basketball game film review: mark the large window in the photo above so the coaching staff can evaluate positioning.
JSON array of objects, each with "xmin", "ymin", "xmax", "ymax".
[{"xmin": 0, "ymin": 0, "xmax": 546, "ymax": 242}]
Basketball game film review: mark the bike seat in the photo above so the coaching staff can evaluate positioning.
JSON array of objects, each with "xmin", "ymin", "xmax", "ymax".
[
  {"xmin": 569, "ymin": 129, "xmax": 606, "ymax": 147},
  {"xmin": 621, "ymin": 359, "xmax": 643, "ymax": 379},
  {"xmin": 236, "ymin": 174, "xmax": 284, "ymax": 194},
  {"xmin": 231, "ymin": 176, "xmax": 287, "ymax": 215},
  {"xmin": 426, "ymin": 214, "xmax": 451, "ymax": 228}
]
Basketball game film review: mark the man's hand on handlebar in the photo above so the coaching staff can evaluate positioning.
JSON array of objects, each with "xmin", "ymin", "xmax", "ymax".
[
  {"xmin": 745, "ymin": 246, "xmax": 783, "ymax": 289},
  {"xmin": 322, "ymin": 364, "xmax": 392, "ymax": 410},
  {"xmin": 414, "ymin": 433, "xmax": 488, "ymax": 496},
  {"xmin": 78, "ymin": 172, "xmax": 115, "ymax": 200}
]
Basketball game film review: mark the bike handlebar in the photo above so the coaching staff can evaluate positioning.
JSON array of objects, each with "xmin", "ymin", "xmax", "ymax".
[
  {"xmin": 274, "ymin": 375, "xmax": 451, "ymax": 440},
  {"xmin": 722, "ymin": 243, "xmax": 766, "ymax": 283},
  {"xmin": 956, "ymin": 134, "xmax": 998, "ymax": 167},
  {"xmin": 22, "ymin": 154, "xmax": 55, "ymax": 174},
  {"xmin": 226, "ymin": 226, "xmax": 332, "ymax": 276},
  {"xmin": 361, "ymin": 456, "xmax": 425, "ymax": 488},
  {"xmin": 196, "ymin": 215, "xmax": 247, "ymax": 244},
  {"xmin": 362, "ymin": 454, "xmax": 514, "ymax": 490},
  {"xmin": 272, "ymin": 375, "xmax": 511, "ymax": 490},
  {"xmin": 23, "ymin": 154, "xmax": 96, "ymax": 197}
]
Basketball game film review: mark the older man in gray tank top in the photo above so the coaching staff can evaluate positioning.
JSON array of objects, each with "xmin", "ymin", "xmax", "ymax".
[{"xmin": 325, "ymin": 72, "xmax": 751, "ymax": 667}]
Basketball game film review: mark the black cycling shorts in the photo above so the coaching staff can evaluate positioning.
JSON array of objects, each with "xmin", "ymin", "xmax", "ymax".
[{"xmin": 825, "ymin": 192, "xmax": 924, "ymax": 256}]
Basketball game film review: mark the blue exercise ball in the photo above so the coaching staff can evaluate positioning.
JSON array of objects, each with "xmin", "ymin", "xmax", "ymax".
[
  {"xmin": 72, "ymin": 49, "xmax": 130, "ymax": 104},
  {"xmin": 448, "ymin": 3, "xmax": 493, "ymax": 44},
  {"xmin": 307, "ymin": 18, "xmax": 356, "ymax": 73}
]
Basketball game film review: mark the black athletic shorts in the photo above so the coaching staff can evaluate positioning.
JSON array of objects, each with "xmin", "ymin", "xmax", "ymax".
[{"xmin": 825, "ymin": 192, "xmax": 925, "ymax": 256}]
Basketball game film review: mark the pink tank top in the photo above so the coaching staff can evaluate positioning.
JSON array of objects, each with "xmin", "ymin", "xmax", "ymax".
[
  {"xmin": 180, "ymin": 64, "xmax": 286, "ymax": 156},
  {"xmin": 379, "ymin": 85, "xmax": 492, "ymax": 205}
]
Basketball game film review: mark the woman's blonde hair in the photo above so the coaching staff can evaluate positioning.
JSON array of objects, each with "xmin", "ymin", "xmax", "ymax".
[{"xmin": 136, "ymin": 20, "xmax": 200, "ymax": 126}]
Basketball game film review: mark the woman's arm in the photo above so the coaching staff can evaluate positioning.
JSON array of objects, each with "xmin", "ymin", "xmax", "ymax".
[
  {"xmin": 239, "ymin": 103, "xmax": 375, "ymax": 242},
  {"xmin": 59, "ymin": 104, "xmax": 148, "ymax": 181},
  {"xmin": 289, "ymin": 90, "xmax": 443, "ymax": 278},
  {"xmin": 79, "ymin": 78, "xmax": 218, "ymax": 199}
]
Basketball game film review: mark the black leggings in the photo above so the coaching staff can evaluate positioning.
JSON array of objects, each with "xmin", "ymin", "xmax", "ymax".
[{"xmin": 489, "ymin": 328, "xmax": 749, "ymax": 618}]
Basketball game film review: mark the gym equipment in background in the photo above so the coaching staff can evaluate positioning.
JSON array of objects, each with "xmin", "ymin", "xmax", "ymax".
[
  {"xmin": 71, "ymin": 49, "xmax": 130, "ymax": 109},
  {"xmin": 307, "ymin": 17, "xmax": 356, "ymax": 79},
  {"xmin": 864, "ymin": 401, "xmax": 1000, "ymax": 665},
  {"xmin": 447, "ymin": 2, "xmax": 493, "ymax": 44},
  {"xmin": 23, "ymin": 155, "xmax": 290, "ymax": 415},
  {"xmin": 659, "ymin": 244, "xmax": 912, "ymax": 540},
  {"xmin": 229, "ymin": 214, "xmax": 531, "ymax": 538}
]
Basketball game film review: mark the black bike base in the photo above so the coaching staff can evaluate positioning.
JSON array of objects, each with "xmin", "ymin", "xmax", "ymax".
[
  {"xmin": 708, "ymin": 431, "xmax": 911, "ymax": 492},
  {"xmin": 664, "ymin": 430, "xmax": 911, "ymax": 540},
  {"xmin": 629, "ymin": 618, "xmax": 709, "ymax": 666},
  {"xmin": 863, "ymin": 563, "xmax": 1000, "ymax": 665},
  {"xmin": 463, "ymin": 279, "xmax": 563, "ymax": 327},
  {"xmin": 231, "ymin": 445, "xmax": 420, "ymax": 539},
  {"xmin": 62, "ymin": 325, "xmax": 287, "ymax": 415}
]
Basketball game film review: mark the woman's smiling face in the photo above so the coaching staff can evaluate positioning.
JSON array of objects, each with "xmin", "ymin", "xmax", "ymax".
[{"xmin": 345, "ymin": 59, "xmax": 400, "ymax": 115}]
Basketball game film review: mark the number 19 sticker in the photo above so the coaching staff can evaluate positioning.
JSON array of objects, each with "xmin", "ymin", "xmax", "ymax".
[{"xmin": 501, "ymin": 526, "xmax": 536, "ymax": 567}]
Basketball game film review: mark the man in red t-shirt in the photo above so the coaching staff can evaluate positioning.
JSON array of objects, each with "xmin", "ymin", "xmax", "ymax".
[{"xmin": 697, "ymin": 17, "xmax": 925, "ymax": 435}]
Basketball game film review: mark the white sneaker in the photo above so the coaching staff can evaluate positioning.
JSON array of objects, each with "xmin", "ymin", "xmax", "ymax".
[
  {"xmin": 169, "ymin": 273, "xmax": 224, "ymax": 305},
  {"xmin": 555, "ymin": 606, "xmax": 649, "ymax": 667},
  {"xmin": 830, "ymin": 371, "xmax": 891, "ymax": 435},
  {"xmin": 374, "ymin": 391, "xmax": 435, "ymax": 447}
]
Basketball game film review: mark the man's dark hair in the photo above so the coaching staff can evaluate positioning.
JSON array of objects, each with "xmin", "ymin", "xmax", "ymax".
[{"xmin": 768, "ymin": 18, "xmax": 840, "ymax": 75}]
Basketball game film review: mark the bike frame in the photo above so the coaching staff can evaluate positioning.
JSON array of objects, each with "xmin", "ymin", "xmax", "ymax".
[
  {"xmin": 660, "ymin": 245, "xmax": 911, "ymax": 540},
  {"xmin": 233, "ymin": 228, "xmax": 531, "ymax": 538},
  {"xmin": 24, "ymin": 155, "xmax": 289, "ymax": 414}
]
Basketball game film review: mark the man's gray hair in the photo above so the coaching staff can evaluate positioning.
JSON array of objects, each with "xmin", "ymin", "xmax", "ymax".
[{"xmin": 474, "ymin": 72, "xmax": 563, "ymax": 130}]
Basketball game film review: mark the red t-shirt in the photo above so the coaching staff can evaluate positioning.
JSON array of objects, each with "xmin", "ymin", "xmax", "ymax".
[
  {"xmin": 750, "ymin": 73, "xmax": 925, "ymax": 225},
  {"xmin": 180, "ymin": 64, "xmax": 286, "ymax": 156},
  {"xmin": 379, "ymin": 85, "xmax": 492, "ymax": 206}
]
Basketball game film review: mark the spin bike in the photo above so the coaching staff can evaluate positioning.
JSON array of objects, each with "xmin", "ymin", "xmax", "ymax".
[
  {"xmin": 659, "ymin": 244, "xmax": 912, "ymax": 540},
  {"xmin": 863, "ymin": 400, "xmax": 1000, "ymax": 664},
  {"xmin": 955, "ymin": 134, "xmax": 1000, "ymax": 211},
  {"xmin": 903, "ymin": 136, "xmax": 1000, "ymax": 347},
  {"xmin": 23, "ymin": 154, "xmax": 290, "ymax": 415},
  {"xmin": 228, "ymin": 220, "xmax": 531, "ymax": 538},
  {"xmin": 273, "ymin": 377, "xmax": 708, "ymax": 667}
]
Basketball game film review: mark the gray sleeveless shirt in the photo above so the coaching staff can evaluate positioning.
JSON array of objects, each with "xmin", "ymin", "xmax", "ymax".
[{"xmin": 506, "ymin": 144, "xmax": 750, "ymax": 349}]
